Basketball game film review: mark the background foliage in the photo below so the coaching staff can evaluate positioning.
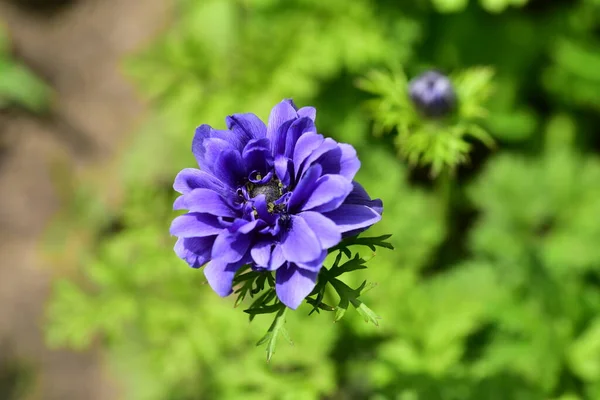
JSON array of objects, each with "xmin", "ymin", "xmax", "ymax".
[
  {"xmin": 0, "ymin": 24, "xmax": 50, "ymax": 112},
  {"xmin": 45, "ymin": 0, "xmax": 600, "ymax": 399}
]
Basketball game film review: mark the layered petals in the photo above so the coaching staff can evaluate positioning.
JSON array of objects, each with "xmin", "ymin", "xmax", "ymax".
[
  {"xmin": 171, "ymin": 99, "xmax": 383, "ymax": 309},
  {"xmin": 176, "ymin": 188, "xmax": 237, "ymax": 217},
  {"xmin": 301, "ymin": 174, "xmax": 353, "ymax": 213},
  {"xmin": 226, "ymin": 113, "xmax": 267, "ymax": 141}
]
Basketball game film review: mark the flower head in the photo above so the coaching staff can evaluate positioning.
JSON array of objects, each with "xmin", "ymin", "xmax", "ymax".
[
  {"xmin": 408, "ymin": 70, "xmax": 456, "ymax": 118},
  {"xmin": 170, "ymin": 99, "xmax": 382, "ymax": 309}
]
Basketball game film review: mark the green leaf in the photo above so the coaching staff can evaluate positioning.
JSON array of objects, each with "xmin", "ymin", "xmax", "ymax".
[
  {"xmin": 255, "ymin": 305, "xmax": 291, "ymax": 362},
  {"xmin": 568, "ymin": 318, "xmax": 600, "ymax": 382},
  {"xmin": 330, "ymin": 278, "xmax": 381, "ymax": 326},
  {"xmin": 329, "ymin": 234, "xmax": 394, "ymax": 254},
  {"xmin": 329, "ymin": 254, "xmax": 368, "ymax": 278}
]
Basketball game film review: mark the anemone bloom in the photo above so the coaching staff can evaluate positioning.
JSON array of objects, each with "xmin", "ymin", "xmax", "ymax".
[
  {"xmin": 408, "ymin": 70, "xmax": 456, "ymax": 118},
  {"xmin": 170, "ymin": 99, "xmax": 382, "ymax": 309}
]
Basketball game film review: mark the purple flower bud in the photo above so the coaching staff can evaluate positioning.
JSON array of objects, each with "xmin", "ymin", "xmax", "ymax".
[{"xmin": 408, "ymin": 70, "xmax": 456, "ymax": 118}]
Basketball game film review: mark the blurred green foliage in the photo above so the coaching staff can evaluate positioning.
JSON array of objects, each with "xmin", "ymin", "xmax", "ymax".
[
  {"xmin": 45, "ymin": 0, "xmax": 600, "ymax": 399},
  {"xmin": 0, "ymin": 25, "xmax": 50, "ymax": 112}
]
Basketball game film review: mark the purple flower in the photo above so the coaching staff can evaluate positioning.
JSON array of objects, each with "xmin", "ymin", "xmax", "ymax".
[
  {"xmin": 170, "ymin": 99, "xmax": 383, "ymax": 309},
  {"xmin": 408, "ymin": 70, "xmax": 456, "ymax": 118}
]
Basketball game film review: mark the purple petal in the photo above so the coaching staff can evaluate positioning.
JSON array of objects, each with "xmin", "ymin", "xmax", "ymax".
[
  {"xmin": 281, "ymin": 215, "xmax": 322, "ymax": 263},
  {"xmin": 251, "ymin": 240, "xmax": 272, "ymax": 267},
  {"xmin": 297, "ymin": 106, "xmax": 316, "ymax": 121},
  {"xmin": 174, "ymin": 236, "xmax": 215, "ymax": 268},
  {"xmin": 173, "ymin": 168, "xmax": 226, "ymax": 195},
  {"xmin": 287, "ymin": 164, "xmax": 322, "ymax": 213},
  {"xmin": 269, "ymin": 244, "xmax": 286, "ymax": 270},
  {"xmin": 204, "ymin": 258, "xmax": 247, "ymax": 297},
  {"xmin": 170, "ymin": 213, "xmax": 224, "ymax": 238},
  {"xmin": 298, "ymin": 211, "xmax": 341, "ymax": 249},
  {"xmin": 267, "ymin": 99, "xmax": 298, "ymax": 143},
  {"xmin": 202, "ymin": 138, "xmax": 234, "ymax": 173},
  {"xmin": 271, "ymin": 119, "xmax": 294, "ymax": 157},
  {"xmin": 284, "ymin": 117, "xmax": 316, "ymax": 159},
  {"xmin": 180, "ymin": 189, "xmax": 237, "ymax": 217},
  {"xmin": 323, "ymin": 204, "xmax": 382, "ymax": 234},
  {"xmin": 275, "ymin": 263, "xmax": 318, "ymax": 310},
  {"xmin": 226, "ymin": 113, "xmax": 266, "ymax": 140},
  {"xmin": 317, "ymin": 144, "xmax": 361, "ymax": 181},
  {"xmin": 191, "ymin": 124, "xmax": 213, "ymax": 171},
  {"xmin": 213, "ymin": 149, "xmax": 245, "ymax": 188},
  {"xmin": 297, "ymin": 138, "xmax": 338, "ymax": 177},
  {"xmin": 345, "ymin": 181, "xmax": 384, "ymax": 215},
  {"xmin": 237, "ymin": 219, "xmax": 265, "ymax": 234},
  {"xmin": 293, "ymin": 132, "xmax": 325, "ymax": 177},
  {"xmin": 301, "ymin": 175, "xmax": 353, "ymax": 213},
  {"xmin": 192, "ymin": 126, "xmax": 239, "ymax": 172},
  {"xmin": 173, "ymin": 195, "xmax": 187, "ymax": 210},
  {"xmin": 274, "ymin": 155, "xmax": 292, "ymax": 187},
  {"xmin": 337, "ymin": 144, "xmax": 361, "ymax": 181},
  {"xmin": 243, "ymin": 139, "xmax": 272, "ymax": 176},
  {"xmin": 243, "ymin": 137, "xmax": 271, "ymax": 153},
  {"xmin": 211, "ymin": 231, "xmax": 251, "ymax": 263},
  {"xmin": 295, "ymin": 249, "xmax": 327, "ymax": 272}
]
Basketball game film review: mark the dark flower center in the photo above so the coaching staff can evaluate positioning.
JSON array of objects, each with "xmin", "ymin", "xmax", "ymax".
[{"xmin": 250, "ymin": 180, "xmax": 282, "ymax": 204}]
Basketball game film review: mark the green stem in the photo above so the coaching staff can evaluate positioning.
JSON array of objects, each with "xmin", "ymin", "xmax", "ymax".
[{"xmin": 436, "ymin": 169, "xmax": 453, "ymax": 220}]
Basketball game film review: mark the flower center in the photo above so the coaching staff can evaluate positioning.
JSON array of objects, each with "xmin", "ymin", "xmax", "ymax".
[{"xmin": 249, "ymin": 180, "xmax": 282, "ymax": 204}]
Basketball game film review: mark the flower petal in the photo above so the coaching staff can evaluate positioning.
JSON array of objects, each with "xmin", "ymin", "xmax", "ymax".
[
  {"xmin": 269, "ymin": 244, "xmax": 286, "ymax": 270},
  {"xmin": 173, "ymin": 168, "xmax": 230, "ymax": 196},
  {"xmin": 237, "ymin": 219, "xmax": 265, "ymax": 234},
  {"xmin": 274, "ymin": 155, "xmax": 292, "ymax": 187},
  {"xmin": 297, "ymin": 138, "xmax": 338, "ymax": 176},
  {"xmin": 284, "ymin": 117, "xmax": 316, "ymax": 159},
  {"xmin": 191, "ymin": 124, "xmax": 213, "ymax": 171},
  {"xmin": 295, "ymin": 249, "xmax": 327, "ymax": 272},
  {"xmin": 211, "ymin": 231, "xmax": 251, "ymax": 263},
  {"xmin": 298, "ymin": 211, "xmax": 341, "ymax": 249},
  {"xmin": 297, "ymin": 106, "xmax": 316, "ymax": 121},
  {"xmin": 170, "ymin": 213, "xmax": 224, "ymax": 238},
  {"xmin": 323, "ymin": 204, "xmax": 382, "ymax": 234},
  {"xmin": 182, "ymin": 189, "xmax": 238, "ymax": 217},
  {"xmin": 192, "ymin": 125, "xmax": 238, "ymax": 171},
  {"xmin": 250, "ymin": 240, "xmax": 272, "ymax": 267},
  {"xmin": 226, "ymin": 113, "xmax": 266, "ymax": 140},
  {"xmin": 317, "ymin": 144, "xmax": 361, "ymax": 181},
  {"xmin": 267, "ymin": 99, "xmax": 298, "ymax": 144},
  {"xmin": 243, "ymin": 138, "xmax": 272, "ymax": 176},
  {"xmin": 174, "ymin": 236, "xmax": 215, "ymax": 268},
  {"xmin": 173, "ymin": 195, "xmax": 187, "ymax": 210},
  {"xmin": 293, "ymin": 132, "xmax": 325, "ymax": 177},
  {"xmin": 280, "ymin": 215, "xmax": 322, "ymax": 263},
  {"xmin": 287, "ymin": 164, "xmax": 322, "ymax": 213},
  {"xmin": 213, "ymin": 149, "xmax": 245, "ymax": 188},
  {"xmin": 345, "ymin": 181, "xmax": 384, "ymax": 215},
  {"xmin": 301, "ymin": 175, "xmax": 353, "ymax": 213},
  {"xmin": 275, "ymin": 263, "xmax": 318, "ymax": 310},
  {"xmin": 203, "ymin": 138, "xmax": 235, "ymax": 173},
  {"xmin": 204, "ymin": 258, "xmax": 247, "ymax": 297}
]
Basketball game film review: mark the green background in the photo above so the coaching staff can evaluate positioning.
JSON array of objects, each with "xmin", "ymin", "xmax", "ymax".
[{"xmin": 27, "ymin": 0, "xmax": 600, "ymax": 398}]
